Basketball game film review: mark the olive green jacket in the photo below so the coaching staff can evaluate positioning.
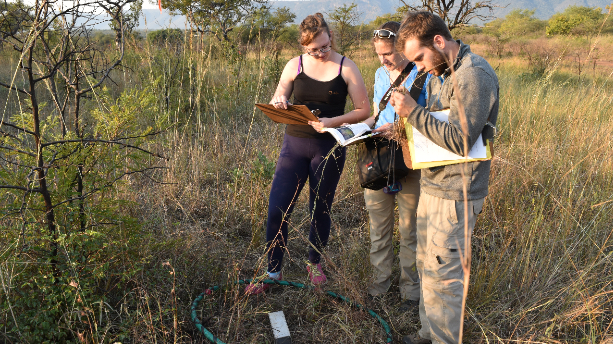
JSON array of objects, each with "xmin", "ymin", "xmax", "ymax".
[{"xmin": 406, "ymin": 41, "xmax": 499, "ymax": 200}]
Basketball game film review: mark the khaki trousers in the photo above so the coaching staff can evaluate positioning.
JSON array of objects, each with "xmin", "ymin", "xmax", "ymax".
[
  {"xmin": 364, "ymin": 170, "xmax": 420, "ymax": 300},
  {"xmin": 416, "ymin": 192, "xmax": 484, "ymax": 344}
]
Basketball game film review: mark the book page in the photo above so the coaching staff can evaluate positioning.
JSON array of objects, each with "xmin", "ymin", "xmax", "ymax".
[
  {"xmin": 324, "ymin": 123, "xmax": 371, "ymax": 145},
  {"xmin": 412, "ymin": 110, "xmax": 488, "ymax": 163},
  {"xmin": 344, "ymin": 132, "xmax": 381, "ymax": 146}
]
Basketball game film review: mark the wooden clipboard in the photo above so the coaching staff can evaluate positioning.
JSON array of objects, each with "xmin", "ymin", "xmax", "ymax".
[{"xmin": 255, "ymin": 103, "xmax": 320, "ymax": 125}]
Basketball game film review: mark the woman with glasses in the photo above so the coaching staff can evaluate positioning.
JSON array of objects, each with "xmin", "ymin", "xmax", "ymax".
[
  {"xmin": 246, "ymin": 13, "xmax": 370, "ymax": 294},
  {"xmin": 361, "ymin": 21, "xmax": 431, "ymax": 311}
]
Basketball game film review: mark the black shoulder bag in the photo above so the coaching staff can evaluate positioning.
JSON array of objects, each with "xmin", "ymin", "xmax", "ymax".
[{"xmin": 357, "ymin": 63, "xmax": 428, "ymax": 190}]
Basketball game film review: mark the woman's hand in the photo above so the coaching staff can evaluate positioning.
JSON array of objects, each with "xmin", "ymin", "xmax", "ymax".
[
  {"xmin": 372, "ymin": 122, "xmax": 394, "ymax": 139},
  {"xmin": 270, "ymin": 95, "xmax": 292, "ymax": 109},
  {"xmin": 372, "ymin": 122, "xmax": 392, "ymax": 134},
  {"xmin": 309, "ymin": 117, "xmax": 334, "ymax": 133}
]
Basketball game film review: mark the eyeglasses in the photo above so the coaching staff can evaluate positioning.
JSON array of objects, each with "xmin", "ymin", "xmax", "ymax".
[
  {"xmin": 373, "ymin": 29, "xmax": 396, "ymax": 39},
  {"xmin": 306, "ymin": 43, "xmax": 332, "ymax": 56}
]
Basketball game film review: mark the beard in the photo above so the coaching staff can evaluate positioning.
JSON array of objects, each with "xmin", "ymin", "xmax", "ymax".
[{"xmin": 430, "ymin": 48, "xmax": 448, "ymax": 76}]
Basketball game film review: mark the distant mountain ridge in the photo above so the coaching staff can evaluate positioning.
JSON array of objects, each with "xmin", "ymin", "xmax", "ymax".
[
  {"xmin": 115, "ymin": 0, "xmax": 612, "ymax": 31},
  {"xmin": 269, "ymin": 0, "xmax": 402, "ymax": 24},
  {"xmin": 269, "ymin": 0, "xmax": 612, "ymax": 24}
]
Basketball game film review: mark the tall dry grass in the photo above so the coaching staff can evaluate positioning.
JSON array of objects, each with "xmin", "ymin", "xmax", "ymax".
[
  {"xmin": 466, "ymin": 65, "xmax": 613, "ymax": 342},
  {"xmin": 124, "ymin": 37, "xmax": 613, "ymax": 342},
  {"xmin": 1, "ymin": 30, "xmax": 612, "ymax": 342}
]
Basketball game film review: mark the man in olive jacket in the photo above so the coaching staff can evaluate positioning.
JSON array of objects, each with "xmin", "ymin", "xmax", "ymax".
[{"xmin": 390, "ymin": 11, "xmax": 499, "ymax": 344}]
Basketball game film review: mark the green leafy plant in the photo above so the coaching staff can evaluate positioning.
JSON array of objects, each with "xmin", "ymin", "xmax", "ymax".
[
  {"xmin": 547, "ymin": 6, "xmax": 607, "ymax": 36},
  {"xmin": 251, "ymin": 151, "xmax": 275, "ymax": 181}
]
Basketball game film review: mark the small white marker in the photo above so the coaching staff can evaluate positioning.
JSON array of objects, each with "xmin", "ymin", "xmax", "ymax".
[{"xmin": 268, "ymin": 311, "xmax": 291, "ymax": 344}]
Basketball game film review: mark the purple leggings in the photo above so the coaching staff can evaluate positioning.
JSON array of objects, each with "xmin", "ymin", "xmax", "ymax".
[{"xmin": 266, "ymin": 134, "xmax": 346, "ymax": 273}]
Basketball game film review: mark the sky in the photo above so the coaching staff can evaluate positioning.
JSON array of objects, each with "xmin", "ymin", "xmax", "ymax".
[
  {"xmin": 142, "ymin": 0, "xmax": 158, "ymax": 10},
  {"xmin": 141, "ymin": 0, "xmax": 313, "ymax": 9}
]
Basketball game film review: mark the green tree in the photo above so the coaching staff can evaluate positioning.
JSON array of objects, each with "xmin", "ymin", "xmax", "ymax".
[
  {"xmin": 370, "ymin": 5, "xmax": 405, "ymax": 28},
  {"xmin": 162, "ymin": 0, "xmax": 266, "ymax": 42},
  {"xmin": 100, "ymin": 0, "xmax": 143, "ymax": 48},
  {"xmin": 484, "ymin": 9, "xmax": 546, "ymax": 38},
  {"xmin": 546, "ymin": 6, "xmax": 606, "ymax": 36},
  {"xmin": 0, "ymin": 0, "xmax": 32, "ymax": 43},
  {"xmin": 245, "ymin": 6, "xmax": 296, "ymax": 42},
  {"xmin": 328, "ymin": 2, "xmax": 361, "ymax": 55},
  {"xmin": 481, "ymin": 9, "xmax": 546, "ymax": 58},
  {"xmin": 500, "ymin": 9, "xmax": 546, "ymax": 36},
  {"xmin": 0, "ymin": 2, "xmax": 163, "ymax": 340},
  {"xmin": 278, "ymin": 23, "xmax": 299, "ymax": 45},
  {"xmin": 148, "ymin": 28, "xmax": 185, "ymax": 46}
]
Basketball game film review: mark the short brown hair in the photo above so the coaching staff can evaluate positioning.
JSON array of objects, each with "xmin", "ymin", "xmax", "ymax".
[
  {"xmin": 299, "ymin": 13, "xmax": 333, "ymax": 46},
  {"xmin": 372, "ymin": 21, "xmax": 401, "ymax": 45},
  {"xmin": 396, "ymin": 11, "xmax": 453, "ymax": 52}
]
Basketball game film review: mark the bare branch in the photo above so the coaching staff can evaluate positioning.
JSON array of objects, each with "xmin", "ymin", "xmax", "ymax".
[
  {"xmin": 0, "ymin": 81, "xmax": 30, "ymax": 95},
  {"xmin": 0, "ymin": 122, "xmax": 36, "ymax": 136},
  {"xmin": 0, "ymin": 144, "xmax": 36, "ymax": 157},
  {"xmin": 398, "ymin": 0, "xmax": 494, "ymax": 31},
  {"xmin": 0, "ymin": 185, "xmax": 41, "ymax": 192},
  {"xmin": 40, "ymin": 138, "xmax": 167, "ymax": 159},
  {"xmin": 51, "ymin": 166, "xmax": 168, "ymax": 208},
  {"xmin": 113, "ymin": 129, "xmax": 168, "ymax": 141},
  {"xmin": 0, "ymin": 154, "xmax": 35, "ymax": 168}
]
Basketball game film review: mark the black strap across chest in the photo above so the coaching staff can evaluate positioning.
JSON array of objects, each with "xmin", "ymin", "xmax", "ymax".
[{"xmin": 373, "ymin": 62, "xmax": 428, "ymax": 126}]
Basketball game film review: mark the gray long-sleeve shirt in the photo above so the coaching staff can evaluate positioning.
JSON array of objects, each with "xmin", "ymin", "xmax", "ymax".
[{"xmin": 406, "ymin": 41, "xmax": 499, "ymax": 200}]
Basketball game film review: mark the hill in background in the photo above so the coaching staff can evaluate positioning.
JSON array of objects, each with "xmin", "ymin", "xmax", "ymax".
[
  {"xmin": 269, "ymin": 0, "xmax": 401, "ymax": 24},
  {"xmin": 138, "ymin": 9, "xmax": 188, "ymax": 30},
  {"xmin": 491, "ymin": 0, "xmax": 612, "ymax": 19},
  {"xmin": 270, "ymin": 0, "xmax": 613, "ymax": 24},
  {"xmin": 106, "ymin": 0, "xmax": 612, "ymax": 31}
]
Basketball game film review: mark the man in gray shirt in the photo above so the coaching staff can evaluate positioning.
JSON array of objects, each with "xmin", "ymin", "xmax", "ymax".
[{"xmin": 390, "ymin": 11, "xmax": 499, "ymax": 344}]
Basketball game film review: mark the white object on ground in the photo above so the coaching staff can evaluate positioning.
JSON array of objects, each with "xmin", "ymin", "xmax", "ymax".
[{"xmin": 268, "ymin": 311, "xmax": 291, "ymax": 344}]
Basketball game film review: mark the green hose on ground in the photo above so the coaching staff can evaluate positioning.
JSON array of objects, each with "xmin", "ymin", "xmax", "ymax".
[{"xmin": 191, "ymin": 278, "xmax": 393, "ymax": 344}]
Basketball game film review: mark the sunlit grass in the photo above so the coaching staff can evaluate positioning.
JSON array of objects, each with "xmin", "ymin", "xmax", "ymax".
[{"xmin": 1, "ymin": 32, "xmax": 612, "ymax": 342}]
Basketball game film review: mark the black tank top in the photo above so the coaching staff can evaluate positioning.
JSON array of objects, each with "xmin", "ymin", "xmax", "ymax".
[{"xmin": 286, "ymin": 55, "xmax": 349, "ymax": 139}]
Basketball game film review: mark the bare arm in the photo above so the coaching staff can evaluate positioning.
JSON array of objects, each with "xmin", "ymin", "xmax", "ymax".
[
  {"xmin": 309, "ymin": 58, "xmax": 371, "ymax": 131},
  {"xmin": 362, "ymin": 106, "xmax": 377, "ymax": 128},
  {"xmin": 269, "ymin": 57, "xmax": 300, "ymax": 109},
  {"xmin": 361, "ymin": 103, "xmax": 395, "ymax": 136}
]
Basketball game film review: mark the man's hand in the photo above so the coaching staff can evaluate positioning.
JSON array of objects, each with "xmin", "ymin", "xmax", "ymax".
[{"xmin": 389, "ymin": 86, "xmax": 418, "ymax": 118}]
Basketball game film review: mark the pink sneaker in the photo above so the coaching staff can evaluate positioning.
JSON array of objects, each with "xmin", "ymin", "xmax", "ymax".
[
  {"xmin": 306, "ymin": 262, "xmax": 327, "ymax": 285},
  {"xmin": 245, "ymin": 273, "xmax": 282, "ymax": 295}
]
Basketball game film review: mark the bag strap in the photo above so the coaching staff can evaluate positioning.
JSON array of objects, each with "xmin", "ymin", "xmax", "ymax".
[
  {"xmin": 408, "ymin": 71, "xmax": 428, "ymax": 103},
  {"xmin": 389, "ymin": 69, "xmax": 428, "ymax": 130},
  {"xmin": 372, "ymin": 62, "xmax": 415, "ymax": 128},
  {"xmin": 387, "ymin": 70, "xmax": 428, "ymax": 183}
]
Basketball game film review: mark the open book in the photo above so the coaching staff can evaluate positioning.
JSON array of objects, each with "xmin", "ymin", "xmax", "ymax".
[
  {"xmin": 402, "ymin": 109, "xmax": 492, "ymax": 169},
  {"xmin": 323, "ymin": 123, "xmax": 375, "ymax": 146}
]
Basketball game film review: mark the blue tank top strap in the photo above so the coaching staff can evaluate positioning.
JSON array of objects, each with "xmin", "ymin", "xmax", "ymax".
[
  {"xmin": 297, "ymin": 55, "xmax": 303, "ymax": 76},
  {"xmin": 338, "ymin": 56, "xmax": 345, "ymax": 75}
]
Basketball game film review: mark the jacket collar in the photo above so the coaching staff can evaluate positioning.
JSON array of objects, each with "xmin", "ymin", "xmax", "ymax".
[{"xmin": 443, "ymin": 40, "xmax": 471, "ymax": 78}]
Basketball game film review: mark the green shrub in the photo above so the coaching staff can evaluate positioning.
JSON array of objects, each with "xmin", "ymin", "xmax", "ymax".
[
  {"xmin": 147, "ymin": 28, "xmax": 185, "ymax": 47},
  {"xmin": 546, "ymin": 6, "xmax": 606, "ymax": 36}
]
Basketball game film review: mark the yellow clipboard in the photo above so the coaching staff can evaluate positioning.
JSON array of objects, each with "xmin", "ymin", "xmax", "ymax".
[{"xmin": 401, "ymin": 112, "xmax": 492, "ymax": 170}]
